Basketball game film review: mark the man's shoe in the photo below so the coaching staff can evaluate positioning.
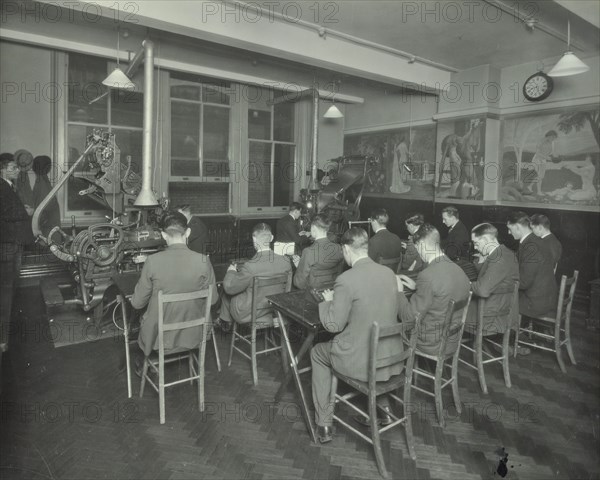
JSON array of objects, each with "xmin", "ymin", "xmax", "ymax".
[
  {"xmin": 134, "ymin": 357, "xmax": 144, "ymax": 378},
  {"xmin": 353, "ymin": 406, "xmax": 393, "ymax": 427},
  {"xmin": 218, "ymin": 318, "xmax": 232, "ymax": 334},
  {"xmin": 509, "ymin": 345, "xmax": 531, "ymax": 356},
  {"xmin": 317, "ymin": 425, "xmax": 333, "ymax": 444}
]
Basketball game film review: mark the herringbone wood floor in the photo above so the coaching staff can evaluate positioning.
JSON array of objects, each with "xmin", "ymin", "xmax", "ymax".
[{"xmin": 1, "ymin": 285, "xmax": 599, "ymax": 479}]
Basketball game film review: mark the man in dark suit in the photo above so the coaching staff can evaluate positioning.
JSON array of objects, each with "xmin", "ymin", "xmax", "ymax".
[
  {"xmin": 530, "ymin": 213, "xmax": 562, "ymax": 274},
  {"xmin": 311, "ymin": 227, "xmax": 401, "ymax": 443},
  {"xmin": 507, "ymin": 211, "xmax": 557, "ymax": 318},
  {"xmin": 220, "ymin": 223, "xmax": 292, "ymax": 327},
  {"xmin": 131, "ymin": 211, "xmax": 219, "ymax": 359},
  {"xmin": 399, "ymin": 212, "xmax": 425, "ymax": 272},
  {"xmin": 274, "ymin": 202, "xmax": 308, "ymax": 256},
  {"xmin": 293, "ymin": 214, "xmax": 343, "ymax": 290},
  {"xmin": 397, "ymin": 224, "xmax": 471, "ymax": 355},
  {"xmin": 1, "ymin": 153, "xmax": 33, "ymax": 274},
  {"xmin": 367, "ymin": 208, "xmax": 403, "ymax": 267},
  {"xmin": 177, "ymin": 204, "xmax": 209, "ymax": 255},
  {"xmin": 466, "ymin": 223, "xmax": 519, "ymax": 335},
  {"xmin": 441, "ymin": 205, "xmax": 470, "ymax": 260}
]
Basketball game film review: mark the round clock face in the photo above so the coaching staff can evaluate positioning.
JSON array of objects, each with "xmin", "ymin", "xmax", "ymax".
[{"xmin": 523, "ymin": 72, "xmax": 554, "ymax": 102}]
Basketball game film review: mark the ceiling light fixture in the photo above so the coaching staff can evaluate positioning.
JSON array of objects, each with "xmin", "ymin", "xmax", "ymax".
[
  {"xmin": 548, "ymin": 19, "xmax": 590, "ymax": 77},
  {"xmin": 102, "ymin": 27, "xmax": 136, "ymax": 90},
  {"xmin": 323, "ymin": 95, "xmax": 343, "ymax": 118}
]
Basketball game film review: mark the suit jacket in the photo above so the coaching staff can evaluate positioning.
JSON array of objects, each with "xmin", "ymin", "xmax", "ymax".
[
  {"xmin": 223, "ymin": 249, "xmax": 292, "ymax": 323},
  {"xmin": 16, "ymin": 170, "xmax": 34, "ymax": 208},
  {"xmin": 442, "ymin": 220, "xmax": 470, "ymax": 260},
  {"xmin": 399, "ymin": 238, "xmax": 425, "ymax": 272},
  {"xmin": 398, "ymin": 255, "xmax": 471, "ymax": 355},
  {"xmin": 293, "ymin": 237, "xmax": 344, "ymax": 290},
  {"xmin": 318, "ymin": 257, "xmax": 401, "ymax": 382},
  {"xmin": 517, "ymin": 233, "xmax": 557, "ymax": 317},
  {"xmin": 368, "ymin": 229, "xmax": 403, "ymax": 265},
  {"xmin": 467, "ymin": 245, "xmax": 519, "ymax": 334},
  {"xmin": 131, "ymin": 244, "xmax": 219, "ymax": 356},
  {"xmin": 276, "ymin": 214, "xmax": 303, "ymax": 246},
  {"xmin": 542, "ymin": 233, "xmax": 562, "ymax": 271},
  {"xmin": 0, "ymin": 178, "xmax": 33, "ymax": 245},
  {"xmin": 187, "ymin": 216, "xmax": 209, "ymax": 255}
]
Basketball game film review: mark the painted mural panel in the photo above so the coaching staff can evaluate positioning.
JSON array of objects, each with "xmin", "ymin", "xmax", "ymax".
[
  {"xmin": 343, "ymin": 124, "xmax": 437, "ymax": 199},
  {"xmin": 500, "ymin": 108, "xmax": 600, "ymax": 209},
  {"xmin": 434, "ymin": 116, "xmax": 486, "ymax": 201}
]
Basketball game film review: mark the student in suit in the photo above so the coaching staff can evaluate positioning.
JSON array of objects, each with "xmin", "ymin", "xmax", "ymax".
[
  {"xmin": 131, "ymin": 211, "xmax": 219, "ymax": 360},
  {"xmin": 530, "ymin": 213, "xmax": 562, "ymax": 274},
  {"xmin": 177, "ymin": 204, "xmax": 209, "ymax": 255},
  {"xmin": 397, "ymin": 224, "xmax": 471, "ymax": 355},
  {"xmin": 367, "ymin": 208, "xmax": 403, "ymax": 267},
  {"xmin": 293, "ymin": 214, "xmax": 344, "ymax": 290},
  {"xmin": 466, "ymin": 223, "xmax": 519, "ymax": 335},
  {"xmin": 274, "ymin": 202, "xmax": 309, "ymax": 256},
  {"xmin": 311, "ymin": 227, "xmax": 401, "ymax": 443},
  {"xmin": 219, "ymin": 223, "xmax": 292, "ymax": 328},
  {"xmin": 441, "ymin": 205, "xmax": 470, "ymax": 260},
  {"xmin": 0, "ymin": 153, "xmax": 33, "ymax": 274},
  {"xmin": 399, "ymin": 212, "xmax": 425, "ymax": 272},
  {"xmin": 507, "ymin": 211, "xmax": 557, "ymax": 318}
]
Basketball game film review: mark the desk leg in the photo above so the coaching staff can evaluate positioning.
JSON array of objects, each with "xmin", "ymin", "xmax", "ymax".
[
  {"xmin": 275, "ymin": 327, "xmax": 315, "ymax": 402},
  {"xmin": 118, "ymin": 295, "xmax": 132, "ymax": 399},
  {"xmin": 276, "ymin": 312, "xmax": 317, "ymax": 444}
]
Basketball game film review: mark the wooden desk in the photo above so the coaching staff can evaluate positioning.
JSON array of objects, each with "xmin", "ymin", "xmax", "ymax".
[{"xmin": 268, "ymin": 290, "xmax": 323, "ymax": 443}]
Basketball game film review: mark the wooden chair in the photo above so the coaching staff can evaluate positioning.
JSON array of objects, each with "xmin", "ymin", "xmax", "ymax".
[
  {"xmin": 139, "ymin": 286, "xmax": 213, "ymax": 424},
  {"xmin": 228, "ymin": 272, "xmax": 292, "ymax": 385},
  {"xmin": 515, "ymin": 271, "xmax": 578, "ymax": 373},
  {"xmin": 460, "ymin": 282, "xmax": 519, "ymax": 394},
  {"xmin": 411, "ymin": 293, "xmax": 472, "ymax": 427},
  {"xmin": 377, "ymin": 256, "xmax": 402, "ymax": 273},
  {"xmin": 330, "ymin": 316, "xmax": 421, "ymax": 479}
]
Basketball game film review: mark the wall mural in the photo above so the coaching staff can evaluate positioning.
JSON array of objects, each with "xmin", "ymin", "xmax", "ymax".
[
  {"xmin": 434, "ymin": 116, "xmax": 486, "ymax": 201},
  {"xmin": 500, "ymin": 108, "xmax": 600, "ymax": 208},
  {"xmin": 343, "ymin": 124, "xmax": 437, "ymax": 199}
]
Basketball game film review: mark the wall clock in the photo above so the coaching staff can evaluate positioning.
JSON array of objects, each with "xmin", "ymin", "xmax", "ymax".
[{"xmin": 523, "ymin": 71, "xmax": 554, "ymax": 102}]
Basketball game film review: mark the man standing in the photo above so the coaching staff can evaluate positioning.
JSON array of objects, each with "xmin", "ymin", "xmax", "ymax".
[
  {"xmin": 131, "ymin": 211, "xmax": 219, "ymax": 359},
  {"xmin": 293, "ymin": 214, "xmax": 344, "ymax": 290},
  {"xmin": 311, "ymin": 227, "xmax": 401, "ymax": 443},
  {"xmin": 466, "ymin": 223, "xmax": 519, "ymax": 335},
  {"xmin": 367, "ymin": 208, "xmax": 403, "ymax": 267},
  {"xmin": 530, "ymin": 213, "xmax": 562, "ymax": 273},
  {"xmin": 274, "ymin": 202, "xmax": 308, "ymax": 256},
  {"xmin": 0, "ymin": 153, "xmax": 33, "ymax": 275},
  {"xmin": 507, "ymin": 211, "xmax": 557, "ymax": 318},
  {"xmin": 397, "ymin": 224, "xmax": 471, "ymax": 355},
  {"xmin": 177, "ymin": 204, "xmax": 209, "ymax": 255},
  {"xmin": 441, "ymin": 206, "xmax": 470, "ymax": 260},
  {"xmin": 219, "ymin": 223, "xmax": 292, "ymax": 329}
]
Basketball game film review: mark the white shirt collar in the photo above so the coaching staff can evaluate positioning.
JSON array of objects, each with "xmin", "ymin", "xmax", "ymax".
[
  {"xmin": 520, "ymin": 232, "xmax": 532, "ymax": 244},
  {"xmin": 1, "ymin": 177, "xmax": 13, "ymax": 187},
  {"xmin": 374, "ymin": 226, "xmax": 387, "ymax": 233},
  {"xmin": 541, "ymin": 232, "xmax": 550, "ymax": 238},
  {"xmin": 351, "ymin": 255, "xmax": 369, "ymax": 267}
]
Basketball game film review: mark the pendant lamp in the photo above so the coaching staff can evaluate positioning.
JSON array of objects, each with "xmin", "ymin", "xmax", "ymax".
[
  {"xmin": 548, "ymin": 19, "xmax": 590, "ymax": 77},
  {"xmin": 102, "ymin": 27, "xmax": 136, "ymax": 90}
]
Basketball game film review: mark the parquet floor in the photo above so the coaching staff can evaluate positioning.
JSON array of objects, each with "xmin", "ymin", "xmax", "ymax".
[{"xmin": 1, "ymin": 285, "xmax": 599, "ymax": 479}]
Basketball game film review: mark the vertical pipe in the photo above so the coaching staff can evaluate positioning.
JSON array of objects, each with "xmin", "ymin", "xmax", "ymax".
[{"xmin": 310, "ymin": 88, "xmax": 319, "ymax": 191}]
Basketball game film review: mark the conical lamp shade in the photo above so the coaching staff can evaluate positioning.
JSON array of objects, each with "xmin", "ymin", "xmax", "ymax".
[
  {"xmin": 323, "ymin": 104, "xmax": 343, "ymax": 118},
  {"xmin": 548, "ymin": 51, "xmax": 590, "ymax": 77},
  {"xmin": 102, "ymin": 67, "xmax": 136, "ymax": 90}
]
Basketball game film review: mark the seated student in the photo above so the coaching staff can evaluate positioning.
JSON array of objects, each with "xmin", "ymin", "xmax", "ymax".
[
  {"xmin": 441, "ymin": 205, "xmax": 470, "ymax": 261},
  {"xmin": 507, "ymin": 211, "xmax": 557, "ymax": 318},
  {"xmin": 274, "ymin": 202, "xmax": 309, "ymax": 256},
  {"xmin": 530, "ymin": 213, "xmax": 562, "ymax": 274},
  {"xmin": 219, "ymin": 223, "xmax": 292, "ymax": 330},
  {"xmin": 397, "ymin": 224, "xmax": 471, "ymax": 355},
  {"xmin": 177, "ymin": 204, "xmax": 209, "ymax": 255},
  {"xmin": 293, "ymin": 214, "xmax": 344, "ymax": 290},
  {"xmin": 131, "ymin": 211, "xmax": 219, "ymax": 363},
  {"xmin": 399, "ymin": 212, "xmax": 425, "ymax": 272},
  {"xmin": 367, "ymin": 208, "xmax": 403, "ymax": 267},
  {"xmin": 466, "ymin": 223, "xmax": 519, "ymax": 335}
]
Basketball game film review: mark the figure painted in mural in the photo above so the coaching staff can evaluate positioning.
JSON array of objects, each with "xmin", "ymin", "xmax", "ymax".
[
  {"xmin": 459, "ymin": 119, "xmax": 483, "ymax": 191},
  {"xmin": 565, "ymin": 155, "xmax": 598, "ymax": 201},
  {"xmin": 529, "ymin": 130, "xmax": 558, "ymax": 195},
  {"xmin": 389, "ymin": 134, "xmax": 411, "ymax": 194},
  {"xmin": 437, "ymin": 134, "xmax": 462, "ymax": 195}
]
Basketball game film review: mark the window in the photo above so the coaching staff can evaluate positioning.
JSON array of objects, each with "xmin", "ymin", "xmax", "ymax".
[
  {"xmin": 247, "ymin": 89, "xmax": 296, "ymax": 209},
  {"xmin": 170, "ymin": 73, "xmax": 231, "ymax": 178},
  {"xmin": 66, "ymin": 53, "xmax": 143, "ymax": 215}
]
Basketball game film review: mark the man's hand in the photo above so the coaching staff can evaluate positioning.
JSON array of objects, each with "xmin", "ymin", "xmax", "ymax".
[
  {"xmin": 401, "ymin": 241, "xmax": 407, "ymax": 249},
  {"xmin": 299, "ymin": 231, "xmax": 309, "ymax": 237},
  {"xmin": 24, "ymin": 204, "xmax": 34, "ymax": 216},
  {"xmin": 473, "ymin": 252, "xmax": 485, "ymax": 264},
  {"xmin": 227, "ymin": 263, "xmax": 237, "ymax": 272},
  {"xmin": 397, "ymin": 274, "xmax": 416, "ymax": 291},
  {"xmin": 321, "ymin": 289, "xmax": 334, "ymax": 302}
]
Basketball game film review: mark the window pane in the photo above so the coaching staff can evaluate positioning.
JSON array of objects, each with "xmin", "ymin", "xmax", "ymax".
[
  {"xmin": 171, "ymin": 101, "xmax": 200, "ymax": 175},
  {"xmin": 169, "ymin": 182, "xmax": 229, "ymax": 214},
  {"xmin": 247, "ymin": 142, "xmax": 271, "ymax": 207},
  {"xmin": 248, "ymin": 109, "xmax": 271, "ymax": 140},
  {"xmin": 274, "ymin": 102, "xmax": 294, "ymax": 142},
  {"xmin": 68, "ymin": 53, "xmax": 107, "ymax": 124},
  {"xmin": 111, "ymin": 89, "xmax": 143, "ymax": 128},
  {"xmin": 112, "ymin": 129, "xmax": 143, "ymax": 175},
  {"xmin": 203, "ymin": 84, "xmax": 230, "ymax": 105},
  {"xmin": 273, "ymin": 144, "xmax": 295, "ymax": 206},
  {"xmin": 203, "ymin": 105, "xmax": 229, "ymax": 177},
  {"xmin": 170, "ymin": 78, "xmax": 201, "ymax": 101}
]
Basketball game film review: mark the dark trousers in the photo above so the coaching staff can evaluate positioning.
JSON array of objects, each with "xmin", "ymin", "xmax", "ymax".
[{"xmin": 0, "ymin": 243, "xmax": 23, "ymax": 279}]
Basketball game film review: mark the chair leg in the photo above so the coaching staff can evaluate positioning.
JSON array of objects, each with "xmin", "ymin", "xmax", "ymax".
[
  {"xmin": 139, "ymin": 358, "xmax": 149, "ymax": 398},
  {"xmin": 475, "ymin": 332, "xmax": 487, "ymax": 395},
  {"xmin": 403, "ymin": 374, "xmax": 417, "ymax": 461},
  {"xmin": 227, "ymin": 322, "xmax": 237, "ymax": 367},
  {"xmin": 565, "ymin": 334, "xmax": 577, "ymax": 365},
  {"xmin": 514, "ymin": 316, "xmax": 521, "ymax": 359},
  {"xmin": 434, "ymin": 360, "xmax": 445, "ymax": 427},
  {"xmin": 277, "ymin": 318, "xmax": 289, "ymax": 375},
  {"xmin": 369, "ymin": 393, "xmax": 389, "ymax": 479},
  {"xmin": 212, "ymin": 325, "xmax": 222, "ymax": 372},
  {"xmin": 251, "ymin": 325, "xmax": 258, "ymax": 385},
  {"xmin": 502, "ymin": 330, "xmax": 511, "ymax": 388},
  {"xmin": 189, "ymin": 353, "xmax": 194, "ymax": 385},
  {"xmin": 159, "ymin": 361, "xmax": 166, "ymax": 425},
  {"xmin": 198, "ymin": 352, "xmax": 205, "ymax": 412},
  {"xmin": 555, "ymin": 324, "xmax": 567, "ymax": 373},
  {"xmin": 450, "ymin": 355, "xmax": 462, "ymax": 415}
]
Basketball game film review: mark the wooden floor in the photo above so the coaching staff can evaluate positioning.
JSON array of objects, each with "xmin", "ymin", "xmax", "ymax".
[{"xmin": 1, "ymin": 284, "xmax": 599, "ymax": 480}]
